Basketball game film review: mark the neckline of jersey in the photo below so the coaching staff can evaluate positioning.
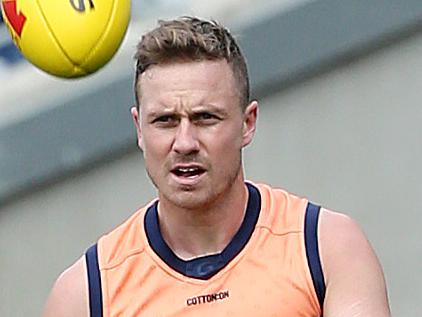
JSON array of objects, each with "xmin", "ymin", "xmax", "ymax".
[{"xmin": 144, "ymin": 182, "xmax": 261, "ymax": 280}]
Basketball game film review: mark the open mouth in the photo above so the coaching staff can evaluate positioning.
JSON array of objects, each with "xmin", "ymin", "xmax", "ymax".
[{"xmin": 171, "ymin": 166, "xmax": 206, "ymax": 178}]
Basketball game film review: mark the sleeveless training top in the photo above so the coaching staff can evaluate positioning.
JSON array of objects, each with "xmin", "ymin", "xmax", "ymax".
[{"xmin": 86, "ymin": 182, "xmax": 325, "ymax": 317}]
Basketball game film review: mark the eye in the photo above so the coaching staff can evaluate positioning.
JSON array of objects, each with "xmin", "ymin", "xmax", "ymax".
[
  {"xmin": 193, "ymin": 112, "xmax": 220, "ymax": 124},
  {"xmin": 198, "ymin": 113, "xmax": 214, "ymax": 120},
  {"xmin": 155, "ymin": 115, "xmax": 172, "ymax": 122},
  {"xmin": 152, "ymin": 115, "xmax": 178, "ymax": 127}
]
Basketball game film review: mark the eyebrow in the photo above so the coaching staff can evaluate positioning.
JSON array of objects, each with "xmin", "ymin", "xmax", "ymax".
[
  {"xmin": 192, "ymin": 104, "xmax": 229, "ymax": 117},
  {"xmin": 145, "ymin": 104, "xmax": 229, "ymax": 119}
]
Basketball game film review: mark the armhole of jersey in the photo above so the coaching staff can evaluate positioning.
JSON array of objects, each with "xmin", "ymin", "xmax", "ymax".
[
  {"xmin": 304, "ymin": 202, "xmax": 326, "ymax": 314},
  {"xmin": 85, "ymin": 244, "xmax": 103, "ymax": 317}
]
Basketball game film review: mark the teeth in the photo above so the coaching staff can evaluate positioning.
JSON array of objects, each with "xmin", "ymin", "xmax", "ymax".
[{"xmin": 178, "ymin": 167, "xmax": 197, "ymax": 172}]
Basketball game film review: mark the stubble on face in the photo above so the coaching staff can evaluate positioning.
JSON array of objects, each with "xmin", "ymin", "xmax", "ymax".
[
  {"xmin": 147, "ymin": 152, "xmax": 243, "ymax": 211},
  {"xmin": 138, "ymin": 60, "xmax": 246, "ymax": 212}
]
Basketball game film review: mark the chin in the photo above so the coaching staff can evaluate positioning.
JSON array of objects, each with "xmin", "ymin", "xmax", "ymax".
[
  {"xmin": 163, "ymin": 188, "xmax": 217, "ymax": 210},
  {"xmin": 171, "ymin": 193, "xmax": 208, "ymax": 210}
]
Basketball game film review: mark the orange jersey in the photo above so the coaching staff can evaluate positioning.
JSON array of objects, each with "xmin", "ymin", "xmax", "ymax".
[{"xmin": 85, "ymin": 182, "xmax": 325, "ymax": 317}]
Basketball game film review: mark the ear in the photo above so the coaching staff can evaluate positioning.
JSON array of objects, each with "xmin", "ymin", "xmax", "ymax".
[
  {"xmin": 131, "ymin": 106, "xmax": 144, "ymax": 151},
  {"xmin": 242, "ymin": 100, "xmax": 258, "ymax": 147}
]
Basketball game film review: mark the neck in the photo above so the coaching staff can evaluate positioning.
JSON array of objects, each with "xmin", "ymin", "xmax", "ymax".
[{"xmin": 157, "ymin": 174, "xmax": 249, "ymax": 260}]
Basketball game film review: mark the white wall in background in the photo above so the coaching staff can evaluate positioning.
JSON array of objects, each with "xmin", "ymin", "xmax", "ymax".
[{"xmin": 1, "ymin": 14, "xmax": 421, "ymax": 317}]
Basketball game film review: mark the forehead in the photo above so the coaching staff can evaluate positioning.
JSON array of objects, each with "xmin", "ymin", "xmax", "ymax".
[{"xmin": 137, "ymin": 60, "xmax": 239, "ymax": 109}]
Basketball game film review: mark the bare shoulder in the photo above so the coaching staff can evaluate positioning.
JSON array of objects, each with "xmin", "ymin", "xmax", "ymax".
[
  {"xmin": 318, "ymin": 208, "xmax": 391, "ymax": 317},
  {"xmin": 42, "ymin": 256, "xmax": 89, "ymax": 317},
  {"xmin": 319, "ymin": 209, "xmax": 373, "ymax": 264}
]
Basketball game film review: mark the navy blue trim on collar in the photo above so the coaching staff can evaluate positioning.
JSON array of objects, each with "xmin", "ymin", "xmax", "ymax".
[{"xmin": 144, "ymin": 183, "xmax": 261, "ymax": 280}]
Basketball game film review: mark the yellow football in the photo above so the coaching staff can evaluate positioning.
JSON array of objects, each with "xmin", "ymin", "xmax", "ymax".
[{"xmin": 0, "ymin": 0, "xmax": 130, "ymax": 78}]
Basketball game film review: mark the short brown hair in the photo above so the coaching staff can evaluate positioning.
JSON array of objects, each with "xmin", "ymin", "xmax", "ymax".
[{"xmin": 134, "ymin": 16, "xmax": 250, "ymax": 109}]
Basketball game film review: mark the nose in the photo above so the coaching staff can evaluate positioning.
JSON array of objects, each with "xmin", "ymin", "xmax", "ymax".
[{"xmin": 172, "ymin": 119, "xmax": 200, "ymax": 155}]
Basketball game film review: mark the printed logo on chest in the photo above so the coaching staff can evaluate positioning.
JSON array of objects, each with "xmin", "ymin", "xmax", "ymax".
[{"xmin": 186, "ymin": 290, "xmax": 230, "ymax": 306}]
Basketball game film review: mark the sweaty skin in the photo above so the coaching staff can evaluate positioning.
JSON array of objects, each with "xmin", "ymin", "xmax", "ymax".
[
  {"xmin": 132, "ymin": 60, "xmax": 257, "ymax": 259},
  {"xmin": 42, "ymin": 60, "xmax": 391, "ymax": 317}
]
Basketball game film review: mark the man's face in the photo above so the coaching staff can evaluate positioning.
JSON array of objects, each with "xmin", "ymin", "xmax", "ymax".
[{"xmin": 132, "ymin": 60, "xmax": 257, "ymax": 210}]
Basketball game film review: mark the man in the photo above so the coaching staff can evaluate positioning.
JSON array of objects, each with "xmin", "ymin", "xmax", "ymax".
[{"xmin": 43, "ymin": 16, "xmax": 391, "ymax": 317}]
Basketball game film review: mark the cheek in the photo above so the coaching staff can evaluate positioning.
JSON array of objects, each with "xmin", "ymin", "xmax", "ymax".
[
  {"xmin": 142, "ymin": 131, "xmax": 171, "ymax": 161},
  {"xmin": 145, "ymin": 143, "xmax": 167, "ymax": 159},
  {"xmin": 213, "ymin": 125, "xmax": 244, "ymax": 148},
  {"xmin": 203, "ymin": 128, "xmax": 243, "ymax": 160}
]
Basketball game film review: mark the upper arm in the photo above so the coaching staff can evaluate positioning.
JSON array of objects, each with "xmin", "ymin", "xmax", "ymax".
[
  {"xmin": 42, "ymin": 256, "xmax": 90, "ymax": 317},
  {"xmin": 319, "ymin": 208, "xmax": 391, "ymax": 317}
]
